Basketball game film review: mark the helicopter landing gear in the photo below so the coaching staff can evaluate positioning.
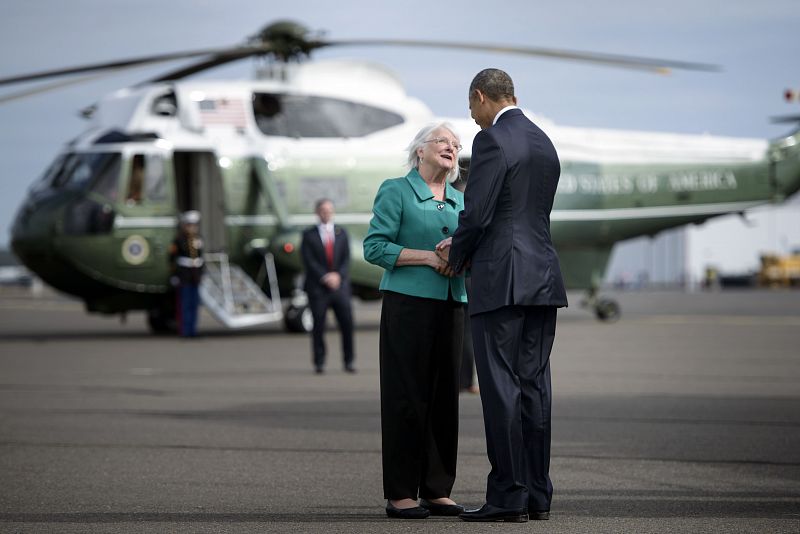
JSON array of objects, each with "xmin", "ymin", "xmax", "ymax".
[
  {"xmin": 284, "ymin": 304, "xmax": 313, "ymax": 333},
  {"xmin": 581, "ymin": 288, "xmax": 621, "ymax": 323},
  {"xmin": 284, "ymin": 291, "xmax": 313, "ymax": 333},
  {"xmin": 147, "ymin": 302, "xmax": 176, "ymax": 334}
]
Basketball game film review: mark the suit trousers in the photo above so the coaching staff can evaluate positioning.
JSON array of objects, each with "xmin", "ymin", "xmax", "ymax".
[
  {"xmin": 471, "ymin": 305, "xmax": 557, "ymax": 512},
  {"xmin": 309, "ymin": 288, "xmax": 354, "ymax": 369},
  {"xmin": 379, "ymin": 290, "xmax": 464, "ymax": 500}
]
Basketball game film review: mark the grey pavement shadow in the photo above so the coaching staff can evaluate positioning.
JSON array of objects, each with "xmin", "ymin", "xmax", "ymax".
[{"xmin": 117, "ymin": 395, "xmax": 800, "ymax": 466}]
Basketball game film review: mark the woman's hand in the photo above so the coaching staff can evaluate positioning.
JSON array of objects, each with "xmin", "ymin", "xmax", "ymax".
[
  {"xmin": 435, "ymin": 237, "xmax": 452, "ymax": 263},
  {"xmin": 396, "ymin": 249, "xmax": 456, "ymax": 276},
  {"xmin": 429, "ymin": 251, "xmax": 456, "ymax": 277},
  {"xmin": 435, "ymin": 237, "xmax": 452, "ymax": 250}
]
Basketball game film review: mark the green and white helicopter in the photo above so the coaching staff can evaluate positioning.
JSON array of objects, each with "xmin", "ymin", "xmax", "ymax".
[{"xmin": 5, "ymin": 21, "xmax": 800, "ymax": 332}]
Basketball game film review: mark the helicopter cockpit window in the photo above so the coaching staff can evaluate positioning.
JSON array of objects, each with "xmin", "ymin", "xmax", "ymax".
[
  {"xmin": 30, "ymin": 154, "xmax": 67, "ymax": 195},
  {"xmin": 253, "ymin": 93, "xmax": 404, "ymax": 138},
  {"xmin": 126, "ymin": 154, "xmax": 167, "ymax": 205},
  {"xmin": 88, "ymin": 154, "xmax": 122, "ymax": 200},
  {"xmin": 50, "ymin": 153, "xmax": 120, "ymax": 192},
  {"xmin": 49, "ymin": 154, "xmax": 81, "ymax": 188}
]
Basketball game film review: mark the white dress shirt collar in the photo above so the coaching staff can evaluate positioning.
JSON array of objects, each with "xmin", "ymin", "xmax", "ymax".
[
  {"xmin": 493, "ymin": 105, "xmax": 519, "ymax": 126},
  {"xmin": 318, "ymin": 222, "xmax": 335, "ymax": 241}
]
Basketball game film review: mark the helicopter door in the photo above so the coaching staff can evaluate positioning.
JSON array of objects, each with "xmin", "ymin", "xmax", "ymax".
[{"xmin": 173, "ymin": 151, "xmax": 227, "ymax": 253}]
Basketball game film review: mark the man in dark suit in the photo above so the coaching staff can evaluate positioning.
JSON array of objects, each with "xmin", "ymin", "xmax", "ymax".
[
  {"xmin": 438, "ymin": 68, "xmax": 568, "ymax": 522},
  {"xmin": 300, "ymin": 198, "xmax": 356, "ymax": 374}
]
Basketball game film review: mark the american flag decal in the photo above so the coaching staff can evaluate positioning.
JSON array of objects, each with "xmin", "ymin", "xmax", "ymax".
[{"xmin": 197, "ymin": 98, "xmax": 248, "ymax": 128}]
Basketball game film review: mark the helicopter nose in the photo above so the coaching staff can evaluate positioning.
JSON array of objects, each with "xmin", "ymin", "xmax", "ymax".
[
  {"xmin": 10, "ymin": 191, "xmax": 68, "ymax": 267},
  {"xmin": 9, "ymin": 192, "xmax": 104, "ymax": 298},
  {"xmin": 11, "ymin": 203, "xmax": 54, "ymax": 262}
]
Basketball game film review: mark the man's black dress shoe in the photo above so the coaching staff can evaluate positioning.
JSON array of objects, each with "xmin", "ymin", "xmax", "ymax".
[
  {"xmin": 385, "ymin": 500, "xmax": 430, "ymax": 519},
  {"xmin": 419, "ymin": 498, "xmax": 465, "ymax": 516},
  {"xmin": 459, "ymin": 503, "xmax": 528, "ymax": 522},
  {"xmin": 529, "ymin": 510, "xmax": 550, "ymax": 520}
]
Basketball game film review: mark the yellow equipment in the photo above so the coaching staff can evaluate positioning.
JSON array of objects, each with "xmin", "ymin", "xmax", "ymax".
[{"xmin": 758, "ymin": 252, "xmax": 800, "ymax": 287}]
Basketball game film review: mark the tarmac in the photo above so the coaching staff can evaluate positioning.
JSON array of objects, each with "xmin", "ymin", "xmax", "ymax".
[{"xmin": 0, "ymin": 287, "xmax": 799, "ymax": 533}]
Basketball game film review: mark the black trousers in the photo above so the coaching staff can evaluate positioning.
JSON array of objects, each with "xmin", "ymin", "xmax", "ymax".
[
  {"xmin": 309, "ymin": 288, "xmax": 354, "ymax": 370},
  {"xmin": 471, "ymin": 305, "xmax": 557, "ymax": 512},
  {"xmin": 379, "ymin": 290, "xmax": 464, "ymax": 500},
  {"xmin": 459, "ymin": 314, "xmax": 476, "ymax": 389},
  {"xmin": 459, "ymin": 279, "xmax": 475, "ymax": 389}
]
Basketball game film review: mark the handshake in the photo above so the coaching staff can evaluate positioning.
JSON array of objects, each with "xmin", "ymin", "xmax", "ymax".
[{"xmin": 432, "ymin": 237, "xmax": 456, "ymax": 277}]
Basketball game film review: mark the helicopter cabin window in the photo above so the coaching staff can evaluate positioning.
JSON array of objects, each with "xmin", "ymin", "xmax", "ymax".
[
  {"xmin": 253, "ymin": 93, "xmax": 404, "ymax": 138},
  {"xmin": 126, "ymin": 154, "xmax": 167, "ymax": 205}
]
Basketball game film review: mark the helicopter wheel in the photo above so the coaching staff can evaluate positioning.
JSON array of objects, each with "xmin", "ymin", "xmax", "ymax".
[
  {"xmin": 594, "ymin": 297, "xmax": 621, "ymax": 323},
  {"xmin": 147, "ymin": 305, "xmax": 177, "ymax": 334},
  {"xmin": 284, "ymin": 304, "xmax": 313, "ymax": 333}
]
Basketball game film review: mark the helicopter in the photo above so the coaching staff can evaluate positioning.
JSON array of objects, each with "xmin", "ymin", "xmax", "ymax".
[{"xmin": 4, "ymin": 21, "xmax": 800, "ymax": 332}]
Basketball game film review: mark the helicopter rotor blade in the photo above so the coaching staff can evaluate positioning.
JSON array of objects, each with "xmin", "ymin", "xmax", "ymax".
[
  {"xmin": 317, "ymin": 38, "xmax": 720, "ymax": 74},
  {"xmin": 0, "ymin": 45, "xmax": 275, "ymax": 87},
  {"xmin": 0, "ymin": 25, "xmax": 718, "ymax": 104},
  {"xmin": 143, "ymin": 50, "xmax": 261, "ymax": 84},
  {"xmin": 770, "ymin": 114, "xmax": 800, "ymax": 124},
  {"xmin": 0, "ymin": 71, "xmax": 122, "ymax": 105}
]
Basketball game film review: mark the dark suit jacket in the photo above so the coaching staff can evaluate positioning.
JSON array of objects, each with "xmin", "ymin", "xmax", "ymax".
[
  {"xmin": 301, "ymin": 225, "xmax": 352, "ymax": 296},
  {"xmin": 449, "ymin": 108, "xmax": 568, "ymax": 315}
]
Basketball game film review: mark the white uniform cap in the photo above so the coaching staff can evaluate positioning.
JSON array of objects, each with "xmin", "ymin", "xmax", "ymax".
[{"xmin": 180, "ymin": 210, "xmax": 200, "ymax": 224}]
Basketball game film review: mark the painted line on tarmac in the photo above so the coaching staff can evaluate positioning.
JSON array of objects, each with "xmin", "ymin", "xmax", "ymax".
[
  {"xmin": 552, "ymin": 495, "xmax": 800, "ymax": 503},
  {"xmin": 0, "ymin": 299, "xmax": 81, "ymax": 312},
  {"xmin": 632, "ymin": 315, "xmax": 800, "ymax": 326}
]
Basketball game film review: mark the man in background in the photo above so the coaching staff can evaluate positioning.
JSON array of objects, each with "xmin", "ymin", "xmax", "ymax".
[{"xmin": 300, "ymin": 199, "xmax": 356, "ymax": 374}]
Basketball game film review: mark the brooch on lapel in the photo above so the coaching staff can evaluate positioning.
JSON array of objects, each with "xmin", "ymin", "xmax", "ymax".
[{"xmin": 436, "ymin": 203, "xmax": 445, "ymax": 211}]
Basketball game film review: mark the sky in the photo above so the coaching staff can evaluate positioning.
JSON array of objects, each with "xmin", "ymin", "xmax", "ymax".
[{"xmin": 1, "ymin": 0, "xmax": 798, "ymax": 279}]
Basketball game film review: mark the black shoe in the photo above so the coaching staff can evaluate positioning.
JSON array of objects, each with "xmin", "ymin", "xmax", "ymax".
[
  {"xmin": 314, "ymin": 367, "xmax": 324, "ymax": 374},
  {"xmin": 385, "ymin": 500, "xmax": 430, "ymax": 519},
  {"xmin": 459, "ymin": 503, "xmax": 528, "ymax": 522},
  {"xmin": 530, "ymin": 510, "xmax": 550, "ymax": 520},
  {"xmin": 344, "ymin": 365, "xmax": 357, "ymax": 374},
  {"xmin": 420, "ymin": 498, "xmax": 465, "ymax": 516}
]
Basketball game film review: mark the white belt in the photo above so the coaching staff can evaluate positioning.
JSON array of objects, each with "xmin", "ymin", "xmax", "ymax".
[{"xmin": 177, "ymin": 256, "xmax": 204, "ymax": 268}]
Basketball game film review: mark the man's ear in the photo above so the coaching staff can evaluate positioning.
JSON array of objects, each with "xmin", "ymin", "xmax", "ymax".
[{"xmin": 512, "ymin": 95, "xmax": 518, "ymax": 106}]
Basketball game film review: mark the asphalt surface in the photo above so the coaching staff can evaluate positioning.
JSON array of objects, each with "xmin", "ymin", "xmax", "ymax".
[{"xmin": 0, "ymin": 287, "xmax": 799, "ymax": 533}]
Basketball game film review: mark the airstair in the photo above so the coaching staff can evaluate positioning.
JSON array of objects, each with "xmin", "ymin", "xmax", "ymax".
[{"xmin": 199, "ymin": 252, "xmax": 283, "ymax": 328}]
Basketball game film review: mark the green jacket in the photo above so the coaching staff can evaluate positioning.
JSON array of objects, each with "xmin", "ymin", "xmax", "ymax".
[{"xmin": 363, "ymin": 168, "xmax": 467, "ymax": 302}]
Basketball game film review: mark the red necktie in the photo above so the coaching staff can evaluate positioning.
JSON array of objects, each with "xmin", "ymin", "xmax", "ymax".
[{"xmin": 324, "ymin": 228, "xmax": 334, "ymax": 270}]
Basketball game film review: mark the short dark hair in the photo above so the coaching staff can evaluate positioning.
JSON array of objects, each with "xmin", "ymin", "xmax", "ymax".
[
  {"xmin": 315, "ymin": 198, "xmax": 333, "ymax": 211},
  {"xmin": 469, "ymin": 68, "xmax": 515, "ymax": 102}
]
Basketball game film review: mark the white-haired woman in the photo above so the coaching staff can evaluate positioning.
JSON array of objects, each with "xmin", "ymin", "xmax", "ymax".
[{"xmin": 364, "ymin": 122, "xmax": 467, "ymax": 519}]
